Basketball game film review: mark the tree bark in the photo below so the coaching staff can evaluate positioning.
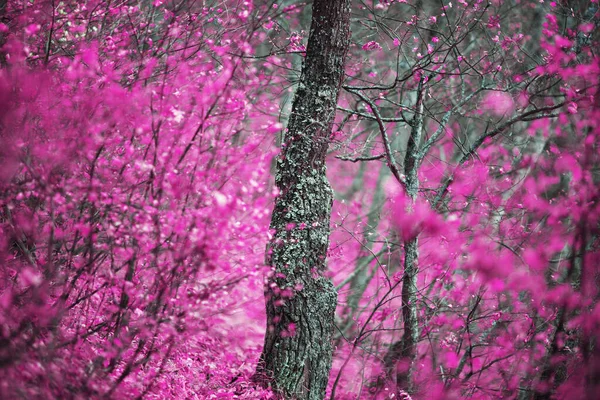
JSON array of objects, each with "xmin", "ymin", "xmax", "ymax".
[
  {"xmin": 399, "ymin": 84, "xmax": 425, "ymax": 389},
  {"xmin": 385, "ymin": 80, "xmax": 425, "ymax": 395},
  {"xmin": 253, "ymin": 1, "xmax": 351, "ymax": 399}
]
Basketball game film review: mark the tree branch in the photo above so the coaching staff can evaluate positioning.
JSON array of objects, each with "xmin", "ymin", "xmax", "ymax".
[{"xmin": 346, "ymin": 88, "xmax": 407, "ymax": 186}]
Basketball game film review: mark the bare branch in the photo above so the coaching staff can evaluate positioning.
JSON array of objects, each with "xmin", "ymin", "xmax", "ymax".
[
  {"xmin": 335, "ymin": 153, "xmax": 386, "ymax": 162},
  {"xmin": 346, "ymin": 88, "xmax": 407, "ymax": 186},
  {"xmin": 337, "ymin": 106, "xmax": 409, "ymax": 123},
  {"xmin": 418, "ymin": 86, "xmax": 487, "ymax": 163},
  {"xmin": 433, "ymin": 101, "xmax": 567, "ymax": 208}
]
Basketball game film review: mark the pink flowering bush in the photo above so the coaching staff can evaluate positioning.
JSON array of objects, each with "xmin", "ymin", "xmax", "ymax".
[{"xmin": 0, "ymin": 0, "xmax": 280, "ymax": 398}]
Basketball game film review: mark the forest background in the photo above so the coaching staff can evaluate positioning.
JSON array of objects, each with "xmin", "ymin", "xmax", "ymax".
[{"xmin": 0, "ymin": 0, "xmax": 599, "ymax": 399}]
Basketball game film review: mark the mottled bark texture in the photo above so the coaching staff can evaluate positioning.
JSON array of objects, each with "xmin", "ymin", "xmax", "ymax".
[
  {"xmin": 253, "ymin": 1, "xmax": 351, "ymax": 399},
  {"xmin": 385, "ymin": 82, "xmax": 424, "ymax": 395}
]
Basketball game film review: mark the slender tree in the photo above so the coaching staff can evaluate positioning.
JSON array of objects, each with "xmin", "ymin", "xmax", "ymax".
[{"xmin": 253, "ymin": 0, "xmax": 351, "ymax": 398}]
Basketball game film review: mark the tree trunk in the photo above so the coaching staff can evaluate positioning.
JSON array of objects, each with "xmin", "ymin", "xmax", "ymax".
[
  {"xmin": 385, "ymin": 80, "xmax": 425, "ymax": 395},
  {"xmin": 253, "ymin": 1, "xmax": 351, "ymax": 399}
]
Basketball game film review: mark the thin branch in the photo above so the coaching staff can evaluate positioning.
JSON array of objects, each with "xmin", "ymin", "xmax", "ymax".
[
  {"xmin": 345, "ymin": 88, "xmax": 407, "ymax": 186},
  {"xmin": 433, "ymin": 101, "xmax": 567, "ymax": 208},
  {"xmin": 418, "ymin": 86, "xmax": 487, "ymax": 163},
  {"xmin": 335, "ymin": 153, "xmax": 386, "ymax": 162},
  {"xmin": 337, "ymin": 106, "xmax": 409, "ymax": 123}
]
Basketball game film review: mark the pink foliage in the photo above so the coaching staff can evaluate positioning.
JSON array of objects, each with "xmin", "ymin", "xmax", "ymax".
[
  {"xmin": 391, "ymin": 192, "xmax": 444, "ymax": 242},
  {"xmin": 482, "ymin": 91, "xmax": 515, "ymax": 116},
  {"xmin": 362, "ymin": 41, "xmax": 383, "ymax": 51}
]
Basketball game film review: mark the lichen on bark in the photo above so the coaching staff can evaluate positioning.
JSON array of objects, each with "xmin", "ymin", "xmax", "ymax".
[{"xmin": 253, "ymin": 0, "xmax": 351, "ymax": 399}]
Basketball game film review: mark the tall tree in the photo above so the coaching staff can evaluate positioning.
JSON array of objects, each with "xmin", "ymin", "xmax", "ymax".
[{"xmin": 253, "ymin": 0, "xmax": 350, "ymax": 398}]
